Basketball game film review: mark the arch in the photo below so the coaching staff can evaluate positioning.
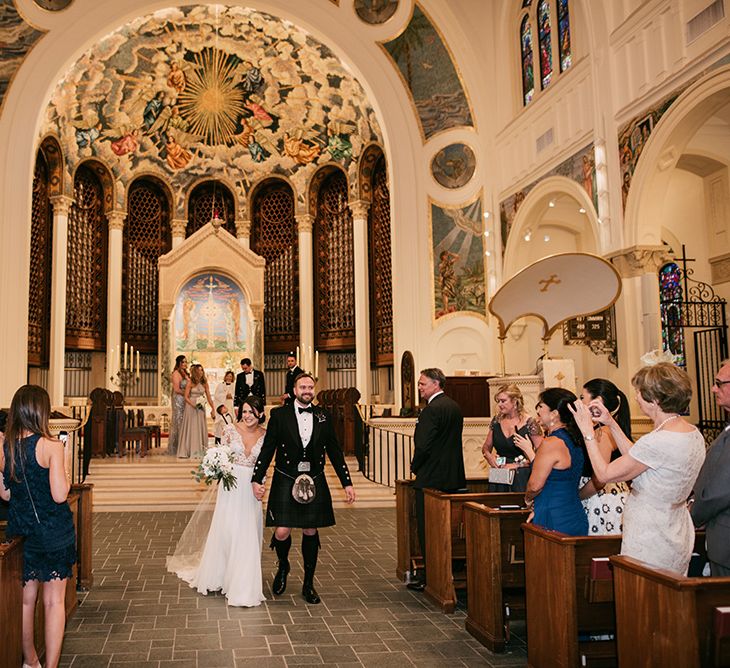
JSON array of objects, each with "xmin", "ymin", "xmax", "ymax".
[
  {"xmin": 358, "ymin": 142, "xmax": 385, "ymax": 203},
  {"xmin": 624, "ymin": 64, "xmax": 730, "ymax": 247},
  {"xmin": 184, "ymin": 175, "xmax": 239, "ymax": 221},
  {"xmin": 503, "ymin": 175, "xmax": 599, "ymax": 279},
  {"xmin": 126, "ymin": 170, "xmax": 174, "ymax": 212},
  {"xmin": 307, "ymin": 162, "xmax": 349, "ymax": 217},
  {"xmin": 185, "ymin": 179, "xmax": 237, "ymax": 238},
  {"xmin": 73, "ymin": 157, "xmax": 115, "ymax": 214},
  {"xmin": 38, "ymin": 134, "xmax": 64, "ymax": 197},
  {"xmin": 248, "ymin": 173, "xmax": 299, "ymax": 217}
]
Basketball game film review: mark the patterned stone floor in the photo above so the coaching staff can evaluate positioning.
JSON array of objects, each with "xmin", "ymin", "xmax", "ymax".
[{"xmin": 59, "ymin": 509, "xmax": 527, "ymax": 667}]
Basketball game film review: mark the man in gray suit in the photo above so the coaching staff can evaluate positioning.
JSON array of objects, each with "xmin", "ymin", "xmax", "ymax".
[{"xmin": 691, "ymin": 359, "xmax": 730, "ymax": 576}]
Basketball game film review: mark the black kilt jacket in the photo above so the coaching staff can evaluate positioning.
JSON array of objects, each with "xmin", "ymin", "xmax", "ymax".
[{"xmin": 251, "ymin": 403, "xmax": 352, "ymax": 528}]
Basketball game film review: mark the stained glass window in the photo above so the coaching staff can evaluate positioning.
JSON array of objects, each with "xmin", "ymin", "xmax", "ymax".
[
  {"xmin": 659, "ymin": 263, "xmax": 685, "ymax": 367},
  {"xmin": 537, "ymin": 0, "xmax": 553, "ymax": 89},
  {"xmin": 557, "ymin": 0, "xmax": 571, "ymax": 72},
  {"xmin": 520, "ymin": 16, "xmax": 535, "ymax": 105},
  {"xmin": 521, "ymin": 0, "xmax": 532, "ymax": 7}
]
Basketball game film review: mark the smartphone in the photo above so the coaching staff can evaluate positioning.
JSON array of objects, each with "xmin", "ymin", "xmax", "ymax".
[
  {"xmin": 59, "ymin": 431, "xmax": 68, "ymax": 447},
  {"xmin": 495, "ymin": 456, "xmax": 506, "ymax": 467}
]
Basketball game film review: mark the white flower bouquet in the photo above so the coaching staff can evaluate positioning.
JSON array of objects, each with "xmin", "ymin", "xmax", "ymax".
[
  {"xmin": 192, "ymin": 445, "xmax": 237, "ymax": 491},
  {"xmin": 195, "ymin": 395, "xmax": 206, "ymax": 411}
]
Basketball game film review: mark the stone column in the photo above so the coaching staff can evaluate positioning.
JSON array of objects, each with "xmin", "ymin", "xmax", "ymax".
[
  {"xmin": 350, "ymin": 200, "xmax": 371, "ymax": 399},
  {"xmin": 106, "ymin": 211, "xmax": 126, "ymax": 390},
  {"xmin": 236, "ymin": 218, "xmax": 251, "ymax": 249},
  {"xmin": 171, "ymin": 218, "xmax": 187, "ymax": 249},
  {"xmin": 296, "ymin": 213, "xmax": 314, "ymax": 372},
  {"xmin": 48, "ymin": 195, "xmax": 73, "ymax": 405},
  {"xmin": 250, "ymin": 302, "xmax": 264, "ymax": 370}
]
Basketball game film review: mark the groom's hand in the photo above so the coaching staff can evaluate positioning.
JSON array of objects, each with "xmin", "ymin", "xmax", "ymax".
[
  {"xmin": 344, "ymin": 485, "xmax": 355, "ymax": 504},
  {"xmin": 252, "ymin": 482, "xmax": 265, "ymax": 500}
]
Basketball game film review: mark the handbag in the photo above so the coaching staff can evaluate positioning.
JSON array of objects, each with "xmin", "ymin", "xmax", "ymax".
[{"xmin": 488, "ymin": 467, "xmax": 515, "ymax": 486}]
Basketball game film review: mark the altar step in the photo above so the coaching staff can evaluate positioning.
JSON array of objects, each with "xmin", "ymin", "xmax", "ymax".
[{"xmin": 86, "ymin": 451, "xmax": 395, "ymax": 512}]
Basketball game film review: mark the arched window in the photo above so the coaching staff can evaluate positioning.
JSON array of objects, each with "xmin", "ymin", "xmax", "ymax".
[
  {"xmin": 251, "ymin": 180, "xmax": 300, "ymax": 352},
  {"xmin": 187, "ymin": 181, "xmax": 236, "ymax": 237},
  {"xmin": 519, "ymin": 0, "xmax": 571, "ymax": 106},
  {"xmin": 659, "ymin": 262, "xmax": 685, "ymax": 366},
  {"xmin": 123, "ymin": 178, "xmax": 172, "ymax": 352}
]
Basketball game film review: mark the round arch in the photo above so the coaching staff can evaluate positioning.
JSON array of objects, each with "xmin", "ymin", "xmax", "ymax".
[
  {"xmin": 307, "ymin": 162, "xmax": 348, "ymax": 217},
  {"xmin": 126, "ymin": 170, "xmax": 174, "ymax": 213},
  {"xmin": 184, "ymin": 176, "xmax": 239, "ymax": 221},
  {"xmin": 73, "ymin": 158, "xmax": 115, "ymax": 214},
  {"xmin": 248, "ymin": 174, "xmax": 298, "ymax": 215},
  {"xmin": 358, "ymin": 142, "xmax": 385, "ymax": 203},
  {"xmin": 39, "ymin": 134, "xmax": 65, "ymax": 198}
]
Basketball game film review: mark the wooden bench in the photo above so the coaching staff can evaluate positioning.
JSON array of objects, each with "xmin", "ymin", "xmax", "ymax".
[
  {"xmin": 523, "ymin": 523, "xmax": 623, "ymax": 668},
  {"xmin": 395, "ymin": 477, "xmax": 489, "ymax": 582},
  {"xmin": 464, "ymin": 500, "xmax": 532, "ymax": 652},
  {"xmin": 611, "ymin": 554, "xmax": 730, "ymax": 667},
  {"xmin": 423, "ymin": 489, "xmax": 524, "ymax": 613}
]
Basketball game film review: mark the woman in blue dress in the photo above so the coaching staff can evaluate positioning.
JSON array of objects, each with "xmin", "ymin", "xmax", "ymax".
[{"xmin": 525, "ymin": 387, "xmax": 589, "ymax": 536}]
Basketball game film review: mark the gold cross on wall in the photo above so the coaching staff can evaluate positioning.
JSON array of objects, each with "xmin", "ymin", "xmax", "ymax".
[{"xmin": 539, "ymin": 274, "xmax": 561, "ymax": 292}]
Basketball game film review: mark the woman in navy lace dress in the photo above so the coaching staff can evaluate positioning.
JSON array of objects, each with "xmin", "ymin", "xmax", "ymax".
[{"xmin": 0, "ymin": 385, "xmax": 76, "ymax": 668}]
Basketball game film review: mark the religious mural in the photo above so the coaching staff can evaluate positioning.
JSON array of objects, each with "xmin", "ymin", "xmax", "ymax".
[
  {"xmin": 33, "ymin": 0, "xmax": 73, "ymax": 10},
  {"xmin": 355, "ymin": 0, "xmax": 399, "ymax": 25},
  {"xmin": 383, "ymin": 3, "xmax": 473, "ymax": 140},
  {"xmin": 0, "ymin": 1, "xmax": 44, "ymax": 112},
  {"xmin": 431, "ymin": 197, "xmax": 486, "ymax": 319},
  {"xmin": 42, "ymin": 5, "xmax": 382, "ymax": 207},
  {"xmin": 499, "ymin": 143, "xmax": 597, "ymax": 249},
  {"xmin": 431, "ymin": 143, "xmax": 476, "ymax": 189}
]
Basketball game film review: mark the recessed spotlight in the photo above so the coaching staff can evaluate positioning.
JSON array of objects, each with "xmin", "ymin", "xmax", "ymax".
[
  {"xmin": 483, "ymin": 211, "xmax": 491, "ymax": 219},
  {"xmin": 483, "ymin": 230, "xmax": 490, "ymax": 237},
  {"xmin": 485, "ymin": 250, "xmax": 491, "ymax": 257},
  {"xmin": 548, "ymin": 200, "xmax": 555, "ymax": 208},
  {"xmin": 544, "ymin": 235, "xmax": 550, "ymax": 242},
  {"xmin": 524, "ymin": 232, "xmax": 532, "ymax": 242},
  {"xmin": 579, "ymin": 207, "xmax": 586, "ymax": 214}
]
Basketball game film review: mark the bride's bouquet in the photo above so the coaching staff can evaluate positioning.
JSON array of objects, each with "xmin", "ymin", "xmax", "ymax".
[{"xmin": 192, "ymin": 445, "xmax": 237, "ymax": 491}]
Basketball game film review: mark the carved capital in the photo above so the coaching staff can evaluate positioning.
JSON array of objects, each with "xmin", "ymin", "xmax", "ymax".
[
  {"xmin": 107, "ymin": 210, "xmax": 127, "ymax": 231},
  {"xmin": 171, "ymin": 218, "xmax": 187, "ymax": 238},
  {"xmin": 607, "ymin": 245, "xmax": 673, "ymax": 278},
  {"xmin": 249, "ymin": 301, "xmax": 265, "ymax": 321},
  {"xmin": 236, "ymin": 218, "xmax": 251, "ymax": 238},
  {"xmin": 349, "ymin": 199, "xmax": 370, "ymax": 219},
  {"xmin": 710, "ymin": 252, "xmax": 730, "ymax": 285},
  {"xmin": 296, "ymin": 213, "xmax": 314, "ymax": 233},
  {"xmin": 50, "ymin": 195, "xmax": 73, "ymax": 217}
]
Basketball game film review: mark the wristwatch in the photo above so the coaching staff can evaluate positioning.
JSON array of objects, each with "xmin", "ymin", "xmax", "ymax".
[{"xmin": 583, "ymin": 433, "xmax": 595, "ymax": 441}]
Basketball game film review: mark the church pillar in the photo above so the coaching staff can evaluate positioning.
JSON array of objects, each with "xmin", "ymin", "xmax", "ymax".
[
  {"xmin": 48, "ymin": 195, "xmax": 73, "ymax": 405},
  {"xmin": 106, "ymin": 211, "xmax": 126, "ymax": 391},
  {"xmin": 350, "ymin": 200, "xmax": 371, "ymax": 400},
  {"xmin": 250, "ymin": 302, "xmax": 264, "ymax": 370},
  {"xmin": 171, "ymin": 218, "xmax": 187, "ymax": 249},
  {"xmin": 296, "ymin": 213, "xmax": 315, "ymax": 371},
  {"xmin": 236, "ymin": 218, "xmax": 251, "ymax": 249}
]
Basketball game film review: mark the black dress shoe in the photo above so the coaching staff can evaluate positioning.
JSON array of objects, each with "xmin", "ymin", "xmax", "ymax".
[
  {"xmin": 406, "ymin": 579, "xmax": 426, "ymax": 592},
  {"xmin": 302, "ymin": 584, "xmax": 321, "ymax": 604},
  {"xmin": 272, "ymin": 562, "xmax": 290, "ymax": 595}
]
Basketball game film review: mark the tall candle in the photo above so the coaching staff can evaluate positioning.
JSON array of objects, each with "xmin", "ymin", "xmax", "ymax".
[
  {"xmin": 296, "ymin": 345, "xmax": 300, "ymax": 365},
  {"xmin": 124, "ymin": 342, "xmax": 128, "ymax": 370},
  {"xmin": 136, "ymin": 350, "xmax": 140, "ymax": 379},
  {"xmin": 315, "ymin": 350, "xmax": 319, "ymax": 376},
  {"xmin": 110, "ymin": 346, "xmax": 115, "ymax": 378},
  {"xmin": 130, "ymin": 345, "xmax": 134, "ymax": 371}
]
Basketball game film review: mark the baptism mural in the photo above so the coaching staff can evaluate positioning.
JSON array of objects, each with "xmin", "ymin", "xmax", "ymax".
[
  {"xmin": 42, "ymin": 5, "xmax": 382, "ymax": 206},
  {"xmin": 0, "ymin": 1, "xmax": 44, "ymax": 112},
  {"xmin": 431, "ymin": 196, "xmax": 486, "ymax": 319}
]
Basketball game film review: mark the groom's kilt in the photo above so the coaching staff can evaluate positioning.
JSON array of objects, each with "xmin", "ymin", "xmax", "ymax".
[{"xmin": 265, "ymin": 468, "xmax": 336, "ymax": 528}]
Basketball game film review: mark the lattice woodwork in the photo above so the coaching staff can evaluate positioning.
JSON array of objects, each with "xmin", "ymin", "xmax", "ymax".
[
  {"xmin": 252, "ymin": 181, "xmax": 299, "ymax": 352},
  {"xmin": 314, "ymin": 170, "xmax": 355, "ymax": 350},
  {"xmin": 187, "ymin": 181, "xmax": 236, "ymax": 237},
  {"xmin": 66, "ymin": 165, "xmax": 107, "ymax": 349},
  {"xmin": 28, "ymin": 150, "xmax": 53, "ymax": 367},
  {"xmin": 368, "ymin": 155, "xmax": 394, "ymax": 366},
  {"xmin": 123, "ymin": 180, "xmax": 172, "ymax": 352}
]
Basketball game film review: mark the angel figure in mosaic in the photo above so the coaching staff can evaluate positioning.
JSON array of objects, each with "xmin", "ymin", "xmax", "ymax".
[{"xmin": 283, "ymin": 131, "xmax": 321, "ymax": 166}]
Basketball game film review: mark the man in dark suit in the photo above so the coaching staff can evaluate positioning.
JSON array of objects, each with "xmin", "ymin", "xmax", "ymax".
[
  {"xmin": 234, "ymin": 357, "xmax": 266, "ymax": 420},
  {"xmin": 691, "ymin": 359, "xmax": 730, "ymax": 576},
  {"xmin": 280, "ymin": 352, "xmax": 303, "ymax": 405},
  {"xmin": 408, "ymin": 367, "xmax": 465, "ymax": 591},
  {"xmin": 252, "ymin": 373, "xmax": 356, "ymax": 604}
]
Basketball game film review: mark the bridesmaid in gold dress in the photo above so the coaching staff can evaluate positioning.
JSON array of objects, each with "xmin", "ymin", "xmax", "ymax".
[{"xmin": 177, "ymin": 364, "xmax": 215, "ymax": 459}]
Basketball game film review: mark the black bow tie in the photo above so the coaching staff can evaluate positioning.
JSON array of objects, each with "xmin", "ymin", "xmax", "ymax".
[{"xmin": 298, "ymin": 406, "xmax": 313, "ymax": 414}]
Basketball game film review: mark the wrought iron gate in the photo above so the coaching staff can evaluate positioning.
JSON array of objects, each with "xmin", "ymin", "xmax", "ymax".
[{"xmin": 694, "ymin": 328, "xmax": 727, "ymax": 443}]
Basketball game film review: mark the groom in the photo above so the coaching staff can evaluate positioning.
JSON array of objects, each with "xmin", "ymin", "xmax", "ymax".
[{"xmin": 251, "ymin": 373, "xmax": 356, "ymax": 604}]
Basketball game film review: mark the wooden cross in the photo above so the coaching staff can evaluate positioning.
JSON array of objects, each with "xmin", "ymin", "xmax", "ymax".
[{"xmin": 539, "ymin": 274, "xmax": 561, "ymax": 292}]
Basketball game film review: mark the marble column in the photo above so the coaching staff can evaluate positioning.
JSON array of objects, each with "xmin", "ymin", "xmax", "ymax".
[
  {"xmin": 171, "ymin": 218, "xmax": 187, "ymax": 249},
  {"xmin": 350, "ymin": 200, "xmax": 371, "ymax": 400},
  {"xmin": 236, "ymin": 218, "xmax": 251, "ymax": 249},
  {"xmin": 106, "ymin": 211, "xmax": 126, "ymax": 391},
  {"xmin": 296, "ymin": 213, "xmax": 314, "ymax": 372},
  {"xmin": 48, "ymin": 195, "xmax": 73, "ymax": 405}
]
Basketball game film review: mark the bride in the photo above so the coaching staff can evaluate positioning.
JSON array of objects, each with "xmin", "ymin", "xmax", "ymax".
[{"xmin": 167, "ymin": 395, "xmax": 266, "ymax": 607}]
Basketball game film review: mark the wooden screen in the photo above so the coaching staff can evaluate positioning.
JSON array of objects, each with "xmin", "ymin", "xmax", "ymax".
[
  {"xmin": 28, "ymin": 149, "xmax": 53, "ymax": 366},
  {"xmin": 66, "ymin": 165, "xmax": 107, "ymax": 350},
  {"xmin": 368, "ymin": 155, "xmax": 393, "ymax": 366},
  {"xmin": 187, "ymin": 181, "xmax": 236, "ymax": 237},
  {"xmin": 123, "ymin": 179, "xmax": 172, "ymax": 352},
  {"xmin": 314, "ymin": 170, "xmax": 355, "ymax": 350},
  {"xmin": 251, "ymin": 180, "xmax": 299, "ymax": 352}
]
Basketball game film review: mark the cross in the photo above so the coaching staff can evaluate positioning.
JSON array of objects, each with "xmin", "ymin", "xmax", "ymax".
[
  {"xmin": 539, "ymin": 274, "xmax": 561, "ymax": 292},
  {"xmin": 198, "ymin": 275, "xmax": 220, "ymax": 349}
]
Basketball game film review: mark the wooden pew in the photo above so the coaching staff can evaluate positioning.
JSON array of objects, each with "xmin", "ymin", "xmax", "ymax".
[
  {"xmin": 0, "ymin": 532, "xmax": 24, "ymax": 668},
  {"xmin": 611, "ymin": 554, "xmax": 730, "ymax": 667},
  {"xmin": 464, "ymin": 500, "xmax": 531, "ymax": 652},
  {"xmin": 395, "ymin": 477, "xmax": 489, "ymax": 582},
  {"xmin": 424, "ymin": 489, "xmax": 524, "ymax": 613},
  {"xmin": 523, "ymin": 523, "xmax": 622, "ymax": 668}
]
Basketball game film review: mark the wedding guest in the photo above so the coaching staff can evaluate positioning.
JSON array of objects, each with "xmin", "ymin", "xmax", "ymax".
[
  {"xmin": 526, "ymin": 388, "xmax": 588, "ymax": 536},
  {"xmin": 234, "ymin": 358, "xmax": 266, "ymax": 419},
  {"xmin": 177, "ymin": 364, "xmax": 214, "ymax": 458},
  {"xmin": 167, "ymin": 355, "xmax": 189, "ymax": 456},
  {"xmin": 168, "ymin": 395, "xmax": 266, "ymax": 607},
  {"xmin": 571, "ymin": 362, "xmax": 705, "ymax": 574},
  {"xmin": 280, "ymin": 352, "xmax": 303, "ymax": 405},
  {"xmin": 0, "ymin": 385, "xmax": 76, "ymax": 668},
  {"xmin": 482, "ymin": 384, "xmax": 542, "ymax": 492},
  {"xmin": 214, "ymin": 371, "xmax": 235, "ymax": 444},
  {"xmin": 578, "ymin": 378, "xmax": 631, "ymax": 534}
]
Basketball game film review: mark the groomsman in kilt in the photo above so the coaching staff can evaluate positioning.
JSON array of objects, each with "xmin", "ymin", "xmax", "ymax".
[{"xmin": 251, "ymin": 372, "xmax": 356, "ymax": 603}]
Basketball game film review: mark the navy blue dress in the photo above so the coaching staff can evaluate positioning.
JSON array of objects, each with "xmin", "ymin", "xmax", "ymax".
[
  {"xmin": 532, "ymin": 428, "xmax": 589, "ymax": 536},
  {"xmin": 2, "ymin": 434, "xmax": 76, "ymax": 582}
]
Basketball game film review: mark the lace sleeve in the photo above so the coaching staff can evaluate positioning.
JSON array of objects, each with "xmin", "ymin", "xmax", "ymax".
[{"xmin": 221, "ymin": 424, "xmax": 236, "ymax": 449}]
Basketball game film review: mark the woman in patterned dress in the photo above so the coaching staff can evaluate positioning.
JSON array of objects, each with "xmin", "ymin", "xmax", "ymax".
[{"xmin": 167, "ymin": 355, "xmax": 188, "ymax": 456}]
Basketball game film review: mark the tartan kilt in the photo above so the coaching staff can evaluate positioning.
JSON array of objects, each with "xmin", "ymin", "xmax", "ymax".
[{"xmin": 264, "ymin": 469, "xmax": 336, "ymax": 528}]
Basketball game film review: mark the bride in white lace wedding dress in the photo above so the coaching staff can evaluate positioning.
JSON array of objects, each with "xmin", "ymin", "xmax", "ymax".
[{"xmin": 167, "ymin": 396, "xmax": 266, "ymax": 607}]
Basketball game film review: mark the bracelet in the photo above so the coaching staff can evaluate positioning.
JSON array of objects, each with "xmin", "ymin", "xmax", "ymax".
[{"xmin": 583, "ymin": 433, "xmax": 595, "ymax": 441}]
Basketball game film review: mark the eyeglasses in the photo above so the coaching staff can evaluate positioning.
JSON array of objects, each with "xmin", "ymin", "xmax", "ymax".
[{"xmin": 714, "ymin": 379, "xmax": 730, "ymax": 387}]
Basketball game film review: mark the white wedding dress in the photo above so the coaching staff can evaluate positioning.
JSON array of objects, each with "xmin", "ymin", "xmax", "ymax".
[{"xmin": 167, "ymin": 425, "xmax": 265, "ymax": 606}]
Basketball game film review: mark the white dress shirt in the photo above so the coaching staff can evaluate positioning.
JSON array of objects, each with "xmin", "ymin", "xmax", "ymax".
[{"xmin": 294, "ymin": 400, "xmax": 314, "ymax": 449}]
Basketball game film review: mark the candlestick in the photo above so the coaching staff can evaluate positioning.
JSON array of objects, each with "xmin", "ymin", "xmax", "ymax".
[
  {"xmin": 124, "ymin": 342, "xmax": 128, "ymax": 370},
  {"xmin": 136, "ymin": 350, "xmax": 140, "ymax": 379}
]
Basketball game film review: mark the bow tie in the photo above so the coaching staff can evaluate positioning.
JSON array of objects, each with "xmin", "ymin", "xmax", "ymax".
[{"xmin": 298, "ymin": 406, "xmax": 313, "ymax": 414}]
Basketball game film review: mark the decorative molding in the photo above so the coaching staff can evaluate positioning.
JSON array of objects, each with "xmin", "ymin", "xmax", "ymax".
[
  {"xmin": 607, "ymin": 245, "xmax": 673, "ymax": 278},
  {"xmin": 170, "ymin": 218, "xmax": 187, "ymax": 238},
  {"xmin": 349, "ymin": 199, "xmax": 370, "ymax": 219},
  {"xmin": 50, "ymin": 194, "xmax": 73, "ymax": 217},
  {"xmin": 107, "ymin": 210, "xmax": 127, "ymax": 231},
  {"xmin": 295, "ymin": 213, "xmax": 314, "ymax": 233},
  {"xmin": 710, "ymin": 252, "xmax": 730, "ymax": 284},
  {"xmin": 236, "ymin": 218, "xmax": 251, "ymax": 238}
]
